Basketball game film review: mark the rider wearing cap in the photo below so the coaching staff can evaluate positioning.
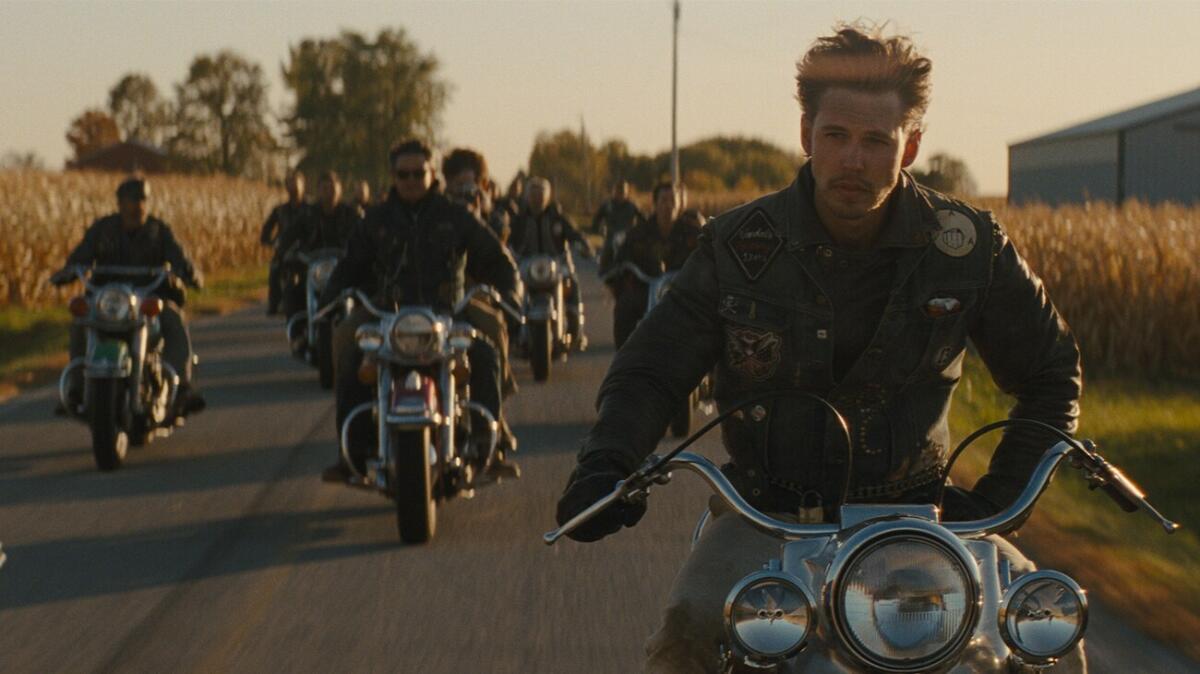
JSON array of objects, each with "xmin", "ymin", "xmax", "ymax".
[{"xmin": 52, "ymin": 177, "xmax": 206, "ymax": 417}]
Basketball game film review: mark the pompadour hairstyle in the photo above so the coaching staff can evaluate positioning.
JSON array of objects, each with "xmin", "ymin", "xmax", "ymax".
[
  {"xmin": 443, "ymin": 148, "xmax": 489, "ymax": 184},
  {"xmin": 389, "ymin": 139, "xmax": 434, "ymax": 166},
  {"xmin": 795, "ymin": 22, "xmax": 932, "ymax": 131}
]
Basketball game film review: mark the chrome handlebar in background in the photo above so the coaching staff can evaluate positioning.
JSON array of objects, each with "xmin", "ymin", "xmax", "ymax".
[
  {"xmin": 71, "ymin": 264, "xmax": 170, "ymax": 296},
  {"xmin": 543, "ymin": 442, "xmax": 1180, "ymax": 545},
  {"xmin": 600, "ymin": 262, "xmax": 659, "ymax": 285}
]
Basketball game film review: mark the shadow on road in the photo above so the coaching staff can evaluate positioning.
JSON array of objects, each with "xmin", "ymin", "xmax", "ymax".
[{"xmin": 0, "ymin": 504, "xmax": 395, "ymax": 610}]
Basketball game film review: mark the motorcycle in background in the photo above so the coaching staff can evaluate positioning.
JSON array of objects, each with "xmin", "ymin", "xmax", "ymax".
[
  {"xmin": 519, "ymin": 254, "xmax": 573, "ymax": 382},
  {"xmin": 338, "ymin": 285, "xmax": 523, "ymax": 543},
  {"xmin": 547, "ymin": 399, "xmax": 1180, "ymax": 673},
  {"xmin": 602, "ymin": 261, "xmax": 713, "ymax": 437},
  {"xmin": 55, "ymin": 265, "xmax": 185, "ymax": 471},
  {"xmin": 284, "ymin": 247, "xmax": 345, "ymax": 389}
]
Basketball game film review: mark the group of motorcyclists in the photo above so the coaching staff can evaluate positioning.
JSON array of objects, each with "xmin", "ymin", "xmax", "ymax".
[{"xmin": 42, "ymin": 21, "xmax": 1141, "ymax": 671}]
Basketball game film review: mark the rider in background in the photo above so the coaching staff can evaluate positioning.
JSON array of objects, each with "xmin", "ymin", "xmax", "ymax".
[
  {"xmin": 318, "ymin": 140, "xmax": 521, "ymax": 483},
  {"xmin": 277, "ymin": 171, "xmax": 361, "ymax": 336},
  {"xmin": 443, "ymin": 147, "xmax": 522, "ymax": 447},
  {"xmin": 507, "ymin": 177, "xmax": 595, "ymax": 350},
  {"xmin": 51, "ymin": 177, "xmax": 206, "ymax": 417},
  {"xmin": 593, "ymin": 179, "xmax": 643, "ymax": 274},
  {"xmin": 607, "ymin": 181, "xmax": 703, "ymax": 349},
  {"xmin": 260, "ymin": 171, "xmax": 309, "ymax": 316}
]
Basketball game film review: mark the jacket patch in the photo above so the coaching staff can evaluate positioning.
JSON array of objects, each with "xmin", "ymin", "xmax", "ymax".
[
  {"xmin": 933, "ymin": 210, "xmax": 977, "ymax": 258},
  {"xmin": 726, "ymin": 209, "xmax": 783, "ymax": 281},
  {"xmin": 725, "ymin": 325, "xmax": 782, "ymax": 381}
]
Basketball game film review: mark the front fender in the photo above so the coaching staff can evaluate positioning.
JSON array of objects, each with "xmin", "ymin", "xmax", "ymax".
[{"xmin": 86, "ymin": 338, "xmax": 132, "ymax": 378}]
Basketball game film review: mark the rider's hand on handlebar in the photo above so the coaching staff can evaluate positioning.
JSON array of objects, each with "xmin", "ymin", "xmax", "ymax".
[
  {"xmin": 556, "ymin": 453, "xmax": 647, "ymax": 542},
  {"xmin": 49, "ymin": 268, "xmax": 75, "ymax": 286},
  {"xmin": 940, "ymin": 486, "xmax": 999, "ymax": 522}
]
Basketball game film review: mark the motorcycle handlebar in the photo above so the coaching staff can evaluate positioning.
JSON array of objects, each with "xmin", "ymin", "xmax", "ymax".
[
  {"xmin": 64, "ymin": 264, "xmax": 172, "ymax": 294},
  {"xmin": 454, "ymin": 285, "xmax": 525, "ymax": 324},
  {"xmin": 544, "ymin": 440, "xmax": 1179, "ymax": 545},
  {"xmin": 600, "ymin": 262, "xmax": 658, "ymax": 285}
]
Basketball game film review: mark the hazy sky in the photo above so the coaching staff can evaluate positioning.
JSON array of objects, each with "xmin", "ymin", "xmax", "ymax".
[{"xmin": 2, "ymin": 0, "xmax": 1198, "ymax": 195}]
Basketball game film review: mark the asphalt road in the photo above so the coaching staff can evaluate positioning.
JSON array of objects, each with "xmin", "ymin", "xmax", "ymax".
[{"xmin": 1, "ymin": 265, "xmax": 1195, "ymax": 673}]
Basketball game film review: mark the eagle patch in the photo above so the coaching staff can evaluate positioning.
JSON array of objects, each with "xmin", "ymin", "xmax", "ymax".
[
  {"xmin": 725, "ymin": 325, "xmax": 783, "ymax": 381},
  {"xmin": 726, "ymin": 209, "xmax": 783, "ymax": 281}
]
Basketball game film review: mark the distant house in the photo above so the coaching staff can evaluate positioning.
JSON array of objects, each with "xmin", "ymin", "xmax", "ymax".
[
  {"xmin": 1008, "ymin": 85, "xmax": 1200, "ymax": 205},
  {"xmin": 68, "ymin": 140, "xmax": 169, "ymax": 174}
]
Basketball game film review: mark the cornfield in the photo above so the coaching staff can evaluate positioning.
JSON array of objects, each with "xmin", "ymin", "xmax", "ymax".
[
  {"xmin": 2, "ymin": 170, "xmax": 1197, "ymax": 377},
  {"xmin": 0, "ymin": 169, "xmax": 275, "ymax": 308}
]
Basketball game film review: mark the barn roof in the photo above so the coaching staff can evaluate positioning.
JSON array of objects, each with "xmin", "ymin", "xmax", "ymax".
[{"xmin": 1011, "ymin": 84, "xmax": 1200, "ymax": 148}]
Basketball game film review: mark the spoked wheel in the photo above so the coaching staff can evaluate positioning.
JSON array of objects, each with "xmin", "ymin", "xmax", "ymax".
[
  {"xmin": 317, "ymin": 321, "xmax": 334, "ymax": 389},
  {"xmin": 530, "ymin": 319, "xmax": 552, "ymax": 382},
  {"xmin": 89, "ymin": 378, "xmax": 128, "ymax": 471},
  {"xmin": 670, "ymin": 389, "xmax": 698, "ymax": 438},
  {"xmin": 390, "ymin": 427, "xmax": 437, "ymax": 544}
]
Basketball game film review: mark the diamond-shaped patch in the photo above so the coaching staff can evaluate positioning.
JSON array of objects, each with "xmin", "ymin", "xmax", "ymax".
[{"xmin": 725, "ymin": 209, "xmax": 783, "ymax": 282}]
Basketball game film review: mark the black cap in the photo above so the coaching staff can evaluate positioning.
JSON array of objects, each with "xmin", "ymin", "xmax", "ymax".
[{"xmin": 116, "ymin": 177, "xmax": 149, "ymax": 201}]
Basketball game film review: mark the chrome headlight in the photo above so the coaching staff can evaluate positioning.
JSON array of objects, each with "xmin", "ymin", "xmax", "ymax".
[
  {"xmin": 389, "ymin": 312, "xmax": 441, "ymax": 358},
  {"xmin": 527, "ymin": 257, "xmax": 556, "ymax": 285},
  {"xmin": 355, "ymin": 323, "xmax": 384, "ymax": 352},
  {"xmin": 999, "ymin": 571, "xmax": 1087, "ymax": 664},
  {"xmin": 830, "ymin": 523, "xmax": 981, "ymax": 672},
  {"xmin": 96, "ymin": 287, "xmax": 133, "ymax": 322},
  {"xmin": 309, "ymin": 258, "xmax": 338, "ymax": 292},
  {"xmin": 725, "ymin": 572, "xmax": 815, "ymax": 663}
]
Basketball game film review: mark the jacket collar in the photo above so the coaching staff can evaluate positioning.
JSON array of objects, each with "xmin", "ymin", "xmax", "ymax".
[{"xmin": 779, "ymin": 163, "xmax": 939, "ymax": 250}]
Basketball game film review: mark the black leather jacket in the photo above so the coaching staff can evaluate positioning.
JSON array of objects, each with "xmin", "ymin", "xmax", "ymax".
[
  {"xmin": 580, "ymin": 164, "xmax": 1081, "ymax": 516},
  {"xmin": 321, "ymin": 189, "xmax": 519, "ymax": 313}
]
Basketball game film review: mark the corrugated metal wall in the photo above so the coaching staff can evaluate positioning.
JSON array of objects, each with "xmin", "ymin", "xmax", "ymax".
[
  {"xmin": 1008, "ymin": 134, "xmax": 1119, "ymax": 204},
  {"xmin": 1125, "ymin": 107, "xmax": 1200, "ymax": 204}
]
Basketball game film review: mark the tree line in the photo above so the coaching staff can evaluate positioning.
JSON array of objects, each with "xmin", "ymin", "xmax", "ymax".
[{"xmin": 63, "ymin": 28, "xmax": 447, "ymax": 186}]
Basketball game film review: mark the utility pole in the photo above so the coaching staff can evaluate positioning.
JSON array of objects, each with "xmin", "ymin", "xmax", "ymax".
[{"xmin": 671, "ymin": 0, "xmax": 680, "ymax": 187}]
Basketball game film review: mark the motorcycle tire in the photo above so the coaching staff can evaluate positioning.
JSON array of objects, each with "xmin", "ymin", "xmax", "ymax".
[
  {"xmin": 531, "ymin": 319, "xmax": 552, "ymax": 382},
  {"xmin": 670, "ymin": 390, "xmax": 697, "ymax": 438},
  {"xmin": 89, "ymin": 378, "xmax": 128, "ymax": 471},
  {"xmin": 317, "ymin": 321, "xmax": 334, "ymax": 390},
  {"xmin": 391, "ymin": 427, "xmax": 437, "ymax": 544}
]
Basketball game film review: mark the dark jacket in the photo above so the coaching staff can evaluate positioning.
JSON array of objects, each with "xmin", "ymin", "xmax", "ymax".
[
  {"xmin": 65, "ymin": 214, "xmax": 201, "ymax": 303},
  {"xmin": 509, "ymin": 202, "xmax": 590, "ymax": 261},
  {"xmin": 260, "ymin": 201, "xmax": 310, "ymax": 248},
  {"xmin": 279, "ymin": 202, "xmax": 360, "ymax": 255},
  {"xmin": 321, "ymin": 188, "xmax": 520, "ymax": 313},
  {"xmin": 592, "ymin": 197, "xmax": 643, "ymax": 238},
  {"xmin": 580, "ymin": 164, "xmax": 1082, "ymax": 517},
  {"xmin": 616, "ymin": 213, "xmax": 703, "ymax": 278}
]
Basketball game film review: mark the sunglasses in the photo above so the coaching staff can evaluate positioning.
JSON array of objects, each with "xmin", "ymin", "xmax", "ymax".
[{"xmin": 394, "ymin": 168, "xmax": 428, "ymax": 180}]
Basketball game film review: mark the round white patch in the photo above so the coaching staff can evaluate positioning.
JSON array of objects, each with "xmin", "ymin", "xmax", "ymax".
[{"xmin": 934, "ymin": 210, "xmax": 977, "ymax": 258}]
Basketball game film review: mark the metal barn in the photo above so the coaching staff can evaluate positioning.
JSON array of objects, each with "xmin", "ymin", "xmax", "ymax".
[{"xmin": 1008, "ymin": 86, "xmax": 1200, "ymax": 205}]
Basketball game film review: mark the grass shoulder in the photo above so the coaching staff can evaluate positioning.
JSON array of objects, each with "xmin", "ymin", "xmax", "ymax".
[
  {"xmin": 950, "ymin": 356, "xmax": 1200, "ymax": 659},
  {"xmin": 0, "ymin": 265, "xmax": 267, "ymax": 402}
]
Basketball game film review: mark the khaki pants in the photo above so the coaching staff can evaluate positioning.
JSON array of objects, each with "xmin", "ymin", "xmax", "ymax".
[{"xmin": 644, "ymin": 502, "xmax": 1085, "ymax": 673}]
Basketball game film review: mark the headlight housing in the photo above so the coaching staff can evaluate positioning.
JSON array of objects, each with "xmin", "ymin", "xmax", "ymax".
[
  {"xmin": 355, "ymin": 323, "xmax": 384, "ymax": 352},
  {"xmin": 96, "ymin": 287, "xmax": 134, "ymax": 322},
  {"xmin": 389, "ymin": 312, "xmax": 442, "ymax": 359},
  {"xmin": 309, "ymin": 258, "xmax": 338, "ymax": 292},
  {"xmin": 998, "ymin": 571, "xmax": 1087, "ymax": 664},
  {"xmin": 724, "ymin": 571, "xmax": 815, "ymax": 663},
  {"xmin": 828, "ymin": 523, "xmax": 981, "ymax": 672},
  {"xmin": 526, "ymin": 257, "xmax": 557, "ymax": 285}
]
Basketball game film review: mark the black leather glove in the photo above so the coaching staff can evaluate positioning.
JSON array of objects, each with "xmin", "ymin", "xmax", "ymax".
[
  {"xmin": 555, "ymin": 453, "xmax": 646, "ymax": 542},
  {"xmin": 49, "ymin": 268, "xmax": 74, "ymax": 286},
  {"xmin": 940, "ymin": 486, "xmax": 999, "ymax": 522}
]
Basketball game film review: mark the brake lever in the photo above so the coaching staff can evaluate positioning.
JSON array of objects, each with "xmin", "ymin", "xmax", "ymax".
[
  {"xmin": 543, "ymin": 455, "xmax": 671, "ymax": 545},
  {"xmin": 1073, "ymin": 440, "xmax": 1180, "ymax": 534}
]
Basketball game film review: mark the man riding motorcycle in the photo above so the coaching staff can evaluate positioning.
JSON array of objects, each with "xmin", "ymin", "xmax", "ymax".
[
  {"xmin": 555, "ymin": 24, "xmax": 1083, "ymax": 673},
  {"xmin": 260, "ymin": 171, "xmax": 310, "ymax": 316},
  {"xmin": 52, "ymin": 177, "xmax": 207, "ymax": 417},
  {"xmin": 606, "ymin": 181, "xmax": 703, "ymax": 349},
  {"xmin": 277, "ymin": 171, "xmax": 361, "ymax": 351},
  {"xmin": 319, "ymin": 140, "xmax": 522, "ymax": 483},
  {"xmin": 507, "ymin": 177, "xmax": 594, "ymax": 350}
]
